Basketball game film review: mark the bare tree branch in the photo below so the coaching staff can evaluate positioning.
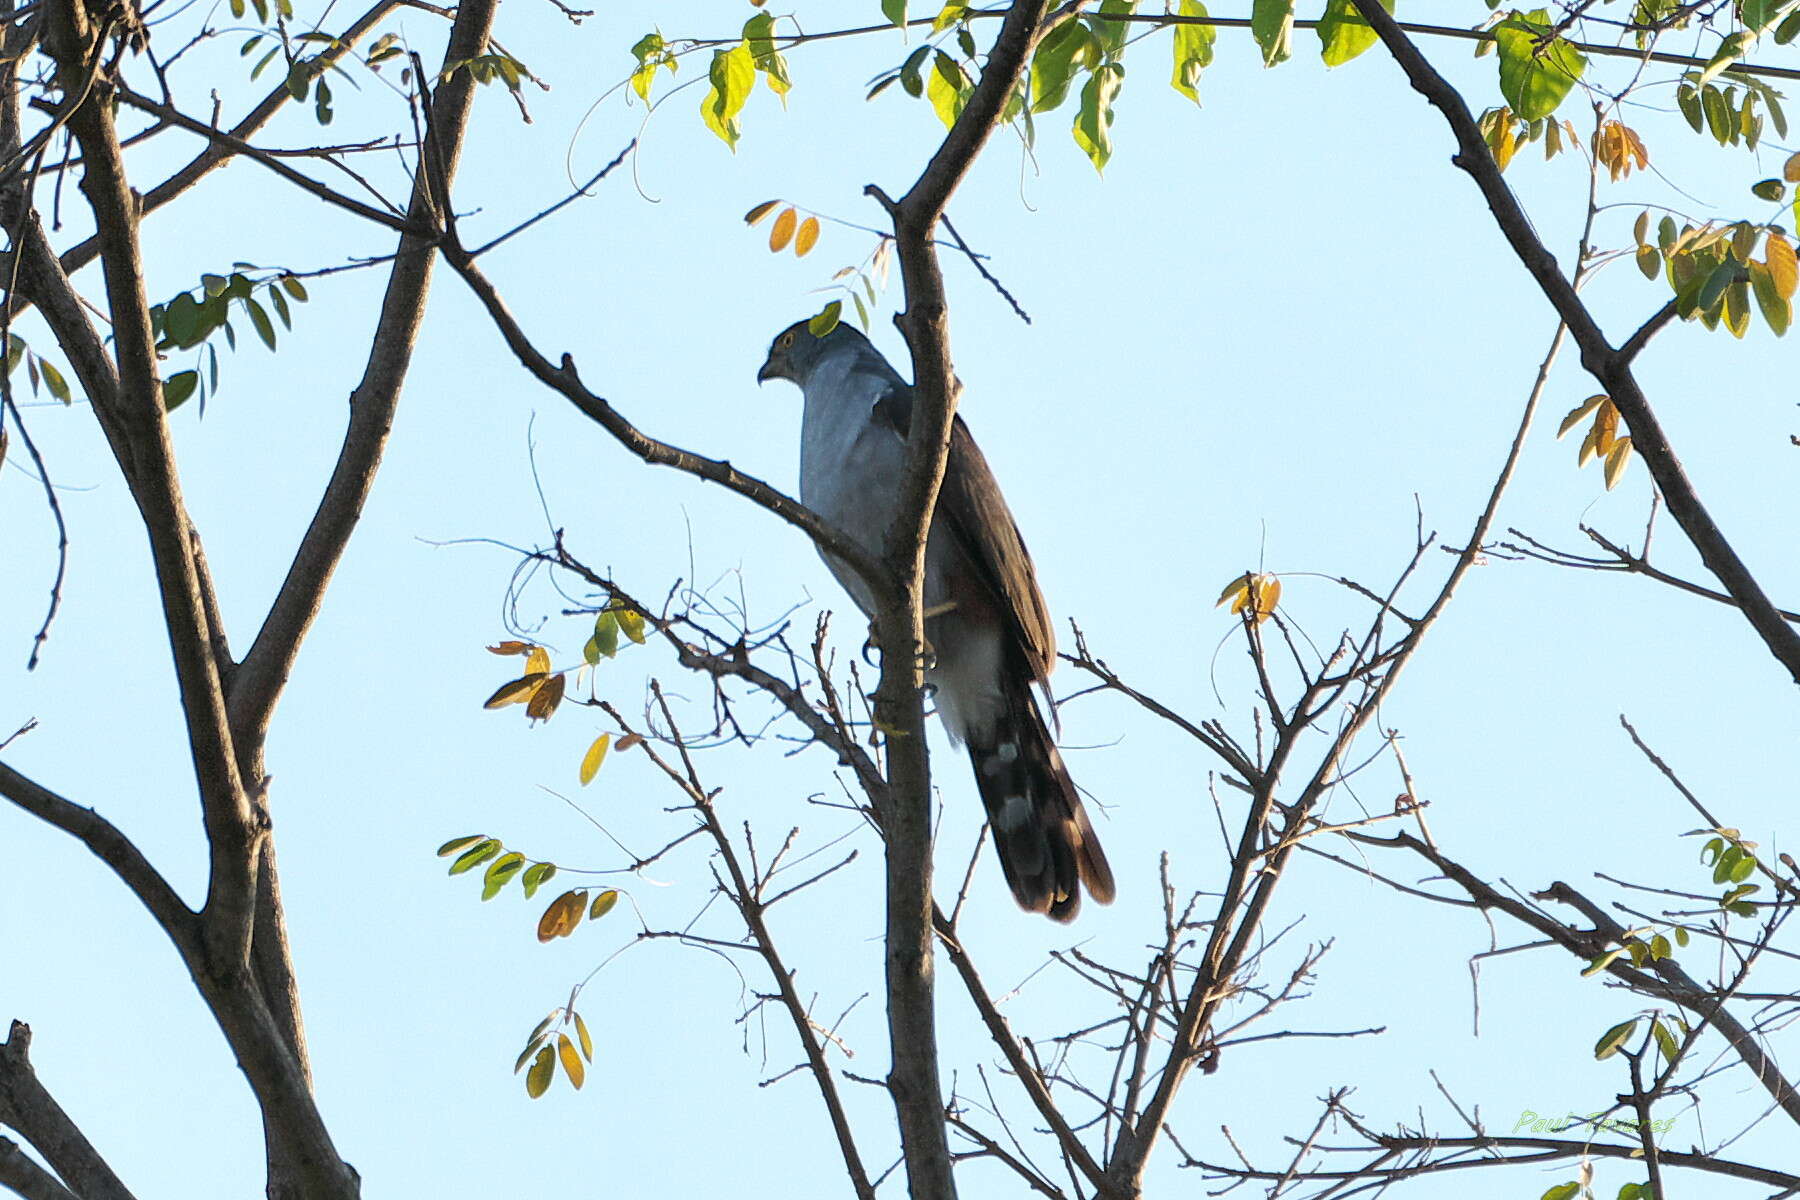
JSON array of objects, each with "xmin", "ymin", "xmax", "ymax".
[
  {"xmin": 1348, "ymin": 0, "xmax": 1800, "ymax": 686},
  {"xmin": 0, "ymin": 1022, "xmax": 136, "ymax": 1200}
]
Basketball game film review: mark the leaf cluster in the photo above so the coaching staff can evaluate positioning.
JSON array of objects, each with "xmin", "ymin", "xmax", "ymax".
[
  {"xmin": 150, "ymin": 269, "xmax": 310, "ymax": 413},
  {"xmin": 514, "ymin": 1007, "xmax": 596, "ymax": 1098}
]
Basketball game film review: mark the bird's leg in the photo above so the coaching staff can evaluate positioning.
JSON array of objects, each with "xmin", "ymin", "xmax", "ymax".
[{"xmin": 862, "ymin": 602, "xmax": 956, "ymax": 671}]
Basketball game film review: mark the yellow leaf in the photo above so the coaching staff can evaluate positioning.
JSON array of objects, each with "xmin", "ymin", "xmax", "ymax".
[
  {"xmin": 484, "ymin": 673, "xmax": 546, "ymax": 709},
  {"xmin": 743, "ymin": 199, "xmax": 781, "ymax": 225},
  {"xmin": 526, "ymin": 646, "xmax": 551, "ymax": 676},
  {"xmin": 1242, "ymin": 573, "xmax": 1280, "ymax": 625},
  {"xmin": 487, "ymin": 640, "xmax": 530, "ymax": 655},
  {"xmin": 579, "ymin": 733, "xmax": 612, "ymax": 785},
  {"xmin": 794, "ymin": 215, "xmax": 820, "ymax": 257},
  {"xmin": 575, "ymin": 1011, "xmax": 593, "ymax": 1060},
  {"xmin": 1578, "ymin": 423, "xmax": 1600, "ymax": 467},
  {"xmin": 1603, "ymin": 436, "xmax": 1633, "ymax": 490},
  {"xmin": 525, "ymin": 672, "xmax": 565, "ymax": 721},
  {"xmin": 1591, "ymin": 401, "xmax": 1618, "ymax": 457},
  {"xmin": 1556, "ymin": 394, "xmax": 1607, "ymax": 438},
  {"xmin": 1491, "ymin": 119, "xmax": 1517, "ymax": 171},
  {"xmin": 1766, "ymin": 232, "xmax": 1797, "ymax": 300},
  {"xmin": 1785, "ymin": 150, "xmax": 1800, "ymax": 183},
  {"xmin": 1622, "ymin": 124, "xmax": 1648, "ymax": 169},
  {"xmin": 557, "ymin": 1033, "xmax": 585, "ymax": 1090},
  {"xmin": 770, "ymin": 207, "xmax": 797, "ymax": 252},
  {"xmin": 525, "ymin": 1046, "xmax": 555, "ymax": 1098},
  {"xmin": 1215, "ymin": 572, "xmax": 1251, "ymax": 608},
  {"xmin": 615, "ymin": 608, "xmax": 647, "ymax": 644},
  {"xmin": 589, "ymin": 889, "xmax": 619, "ymax": 920}
]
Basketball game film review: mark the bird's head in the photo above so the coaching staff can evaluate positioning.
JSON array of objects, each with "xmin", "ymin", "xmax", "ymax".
[{"xmin": 756, "ymin": 318, "xmax": 859, "ymax": 387}]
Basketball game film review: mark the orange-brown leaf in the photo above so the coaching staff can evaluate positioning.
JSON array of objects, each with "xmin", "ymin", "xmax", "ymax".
[
  {"xmin": 526, "ymin": 672, "xmax": 565, "ymax": 721},
  {"xmin": 536, "ymin": 890, "xmax": 585, "ymax": 942},
  {"xmin": 1766, "ymin": 232, "xmax": 1798, "ymax": 300},
  {"xmin": 487, "ymin": 640, "xmax": 531, "ymax": 656},
  {"xmin": 769, "ymin": 207, "xmax": 797, "ymax": 253},
  {"xmin": 794, "ymin": 215, "xmax": 820, "ymax": 257}
]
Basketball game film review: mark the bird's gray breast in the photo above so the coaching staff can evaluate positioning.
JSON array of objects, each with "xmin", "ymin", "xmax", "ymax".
[
  {"xmin": 797, "ymin": 356, "xmax": 1003, "ymax": 746},
  {"xmin": 798, "ymin": 359, "xmax": 907, "ymax": 618}
]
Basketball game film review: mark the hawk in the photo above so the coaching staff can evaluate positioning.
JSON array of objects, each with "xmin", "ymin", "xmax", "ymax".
[{"xmin": 758, "ymin": 319, "xmax": 1114, "ymax": 921}]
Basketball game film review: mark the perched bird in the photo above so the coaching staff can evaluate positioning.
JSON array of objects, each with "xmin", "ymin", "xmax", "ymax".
[{"xmin": 758, "ymin": 318, "xmax": 1114, "ymax": 921}]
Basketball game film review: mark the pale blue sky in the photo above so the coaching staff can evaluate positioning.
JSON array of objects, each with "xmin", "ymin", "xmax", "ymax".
[{"xmin": 3, "ymin": 3, "xmax": 1796, "ymax": 1197}]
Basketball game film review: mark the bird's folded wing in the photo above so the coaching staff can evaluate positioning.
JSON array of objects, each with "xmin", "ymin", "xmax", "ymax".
[{"xmin": 871, "ymin": 382, "xmax": 1058, "ymax": 683}]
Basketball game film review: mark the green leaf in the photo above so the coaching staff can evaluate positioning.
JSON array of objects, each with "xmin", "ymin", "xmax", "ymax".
[
  {"xmin": 1581, "ymin": 946, "xmax": 1625, "ymax": 976},
  {"xmin": 1494, "ymin": 11, "xmax": 1586, "ymax": 121},
  {"xmin": 1695, "ymin": 259, "xmax": 1738, "ymax": 317},
  {"xmin": 1031, "ymin": 20, "xmax": 1092, "ymax": 112},
  {"xmin": 592, "ymin": 610, "xmax": 620, "ymax": 659},
  {"xmin": 165, "ymin": 292, "xmax": 201, "ymax": 347},
  {"xmin": 1251, "ymin": 0, "xmax": 1294, "ymax": 67},
  {"xmin": 927, "ymin": 50, "xmax": 968, "ymax": 129},
  {"xmin": 525, "ymin": 1046, "xmax": 555, "ymax": 1098},
  {"xmin": 1073, "ymin": 62, "xmax": 1124, "ymax": 173},
  {"xmin": 1092, "ymin": 0, "xmax": 1137, "ymax": 60},
  {"xmin": 449, "ymin": 838, "xmax": 501, "ymax": 875},
  {"xmin": 40, "ymin": 360, "xmax": 70, "ymax": 404},
  {"xmin": 1697, "ymin": 30, "xmax": 1754, "ymax": 88},
  {"xmin": 574, "ymin": 1011, "xmax": 593, "ymax": 1060},
  {"xmin": 1753, "ymin": 177, "xmax": 1788, "ymax": 202},
  {"xmin": 245, "ymin": 297, "xmax": 277, "ymax": 350},
  {"xmin": 268, "ymin": 285, "xmax": 292, "ymax": 329},
  {"xmin": 1651, "ymin": 1018, "xmax": 1680, "ymax": 1063},
  {"xmin": 1540, "ymin": 1185, "xmax": 1581, "ymax": 1200},
  {"xmin": 1742, "ymin": 0, "xmax": 1799, "ymax": 35},
  {"xmin": 809, "ymin": 300, "xmax": 843, "ymax": 336},
  {"xmin": 900, "ymin": 45, "xmax": 930, "ymax": 97},
  {"xmin": 1169, "ymin": 1, "xmax": 1214, "ymax": 104},
  {"xmin": 743, "ymin": 12, "xmax": 790, "ymax": 97},
  {"xmin": 513, "ymin": 1031, "xmax": 548, "ymax": 1073},
  {"xmin": 701, "ymin": 44, "xmax": 756, "ymax": 149},
  {"xmin": 1317, "ymin": 0, "xmax": 1389, "ymax": 67},
  {"xmin": 589, "ymin": 889, "xmax": 619, "ymax": 919},
  {"xmin": 1594, "ymin": 1018, "xmax": 1638, "ymax": 1060},
  {"xmin": 481, "ymin": 851, "xmax": 526, "ymax": 900},
  {"xmin": 162, "ymin": 370, "xmax": 199, "ymax": 412},
  {"xmin": 437, "ymin": 834, "xmax": 484, "ymax": 857},
  {"xmin": 881, "ymin": 0, "xmax": 906, "ymax": 28},
  {"xmin": 1677, "ymin": 84, "xmax": 1703, "ymax": 132},
  {"xmin": 1752, "ymin": 260, "xmax": 1792, "ymax": 334},
  {"xmin": 1702, "ymin": 85, "xmax": 1732, "ymax": 143},
  {"xmin": 521, "ymin": 861, "xmax": 556, "ymax": 899}
]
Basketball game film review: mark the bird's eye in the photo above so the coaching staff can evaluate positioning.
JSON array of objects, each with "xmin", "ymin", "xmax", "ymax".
[{"xmin": 779, "ymin": 332, "xmax": 795, "ymax": 349}]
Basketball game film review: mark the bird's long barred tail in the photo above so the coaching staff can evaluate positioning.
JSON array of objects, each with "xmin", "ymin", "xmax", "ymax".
[{"xmin": 968, "ymin": 680, "xmax": 1115, "ymax": 922}]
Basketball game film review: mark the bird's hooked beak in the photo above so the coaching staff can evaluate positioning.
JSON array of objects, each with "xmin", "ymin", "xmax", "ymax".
[{"xmin": 756, "ymin": 353, "xmax": 777, "ymax": 385}]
